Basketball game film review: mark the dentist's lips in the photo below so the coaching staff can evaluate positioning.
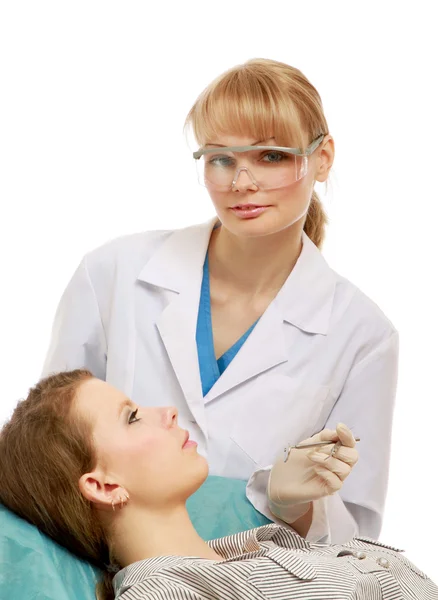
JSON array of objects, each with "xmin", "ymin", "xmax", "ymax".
[{"xmin": 230, "ymin": 204, "xmax": 270, "ymax": 219}]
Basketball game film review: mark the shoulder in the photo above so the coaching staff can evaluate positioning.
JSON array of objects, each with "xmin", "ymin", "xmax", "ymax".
[
  {"xmin": 81, "ymin": 219, "xmax": 215, "ymax": 282},
  {"xmin": 80, "ymin": 219, "xmax": 215, "ymax": 293},
  {"xmin": 330, "ymin": 269, "xmax": 397, "ymax": 346},
  {"xmin": 83, "ymin": 229, "xmax": 173, "ymax": 278},
  {"xmin": 293, "ymin": 235, "xmax": 396, "ymax": 346}
]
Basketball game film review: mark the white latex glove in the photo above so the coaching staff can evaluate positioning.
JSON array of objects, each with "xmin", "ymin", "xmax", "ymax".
[{"xmin": 268, "ymin": 423, "xmax": 359, "ymax": 524}]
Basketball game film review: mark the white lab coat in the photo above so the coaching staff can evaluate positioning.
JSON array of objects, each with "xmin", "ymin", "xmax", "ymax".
[{"xmin": 42, "ymin": 218, "xmax": 399, "ymax": 544}]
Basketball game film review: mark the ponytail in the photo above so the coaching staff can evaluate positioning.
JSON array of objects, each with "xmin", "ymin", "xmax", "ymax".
[{"xmin": 304, "ymin": 191, "xmax": 328, "ymax": 249}]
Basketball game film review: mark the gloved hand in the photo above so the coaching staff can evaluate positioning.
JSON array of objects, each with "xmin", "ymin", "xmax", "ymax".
[{"xmin": 268, "ymin": 423, "xmax": 359, "ymax": 524}]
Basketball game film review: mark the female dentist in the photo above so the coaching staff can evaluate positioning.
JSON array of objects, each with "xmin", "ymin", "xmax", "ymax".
[{"xmin": 42, "ymin": 58, "xmax": 398, "ymax": 545}]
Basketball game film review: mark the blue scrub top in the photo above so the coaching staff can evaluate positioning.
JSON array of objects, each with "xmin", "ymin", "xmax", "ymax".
[{"xmin": 196, "ymin": 252, "xmax": 258, "ymax": 397}]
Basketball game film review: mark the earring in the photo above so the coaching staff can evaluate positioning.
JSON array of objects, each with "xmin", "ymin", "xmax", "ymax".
[{"xmin": 111, "ymin": 491, "xmax": 130, "ymax": 511}]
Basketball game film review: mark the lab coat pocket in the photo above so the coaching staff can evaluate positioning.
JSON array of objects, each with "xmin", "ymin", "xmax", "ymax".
[{"xmin": 230, "ymin": 375, "xmax": 331, "ymax": 468}]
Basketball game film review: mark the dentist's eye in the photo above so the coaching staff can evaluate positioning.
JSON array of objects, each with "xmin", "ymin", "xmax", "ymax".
[{"xmin": 128, "ymin": 409, "xmax": 141, "ymax": 424}]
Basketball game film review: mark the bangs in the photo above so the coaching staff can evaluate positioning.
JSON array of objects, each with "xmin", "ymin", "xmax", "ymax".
[{"xmin": 186, "ymin": 65, "xmax": 308, "ymax": 150}]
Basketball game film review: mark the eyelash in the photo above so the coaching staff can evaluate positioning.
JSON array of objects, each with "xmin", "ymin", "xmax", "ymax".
[{"xmin": 128, "ymin": 409, "xmax": 141, "ymax": 424}]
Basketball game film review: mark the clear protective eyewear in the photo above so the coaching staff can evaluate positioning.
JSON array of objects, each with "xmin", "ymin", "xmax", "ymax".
[{"xmin": 193, "ymin": 134, "xmax": 325, "ymax": 191}]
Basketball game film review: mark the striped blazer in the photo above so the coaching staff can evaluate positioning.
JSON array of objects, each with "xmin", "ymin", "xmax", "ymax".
[{"xmin": 113, "ymin": 524, "xmax": 437, "ymax": 600}]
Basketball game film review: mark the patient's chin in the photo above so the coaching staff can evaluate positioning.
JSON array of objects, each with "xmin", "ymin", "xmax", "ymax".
[{"xmin": 185, "ymin": 455, "xmax": 209, "ymax": 499}]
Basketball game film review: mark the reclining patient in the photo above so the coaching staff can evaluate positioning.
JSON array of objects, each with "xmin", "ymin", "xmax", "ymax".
[{"xmin": 1, "ymin": 370, "xmax": 437, "ymax": 600}]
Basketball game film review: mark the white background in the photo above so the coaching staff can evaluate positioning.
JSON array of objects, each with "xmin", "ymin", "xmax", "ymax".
[{"xmin": 1, "ymin": 0, "xmax": 437, "ymax": 581}]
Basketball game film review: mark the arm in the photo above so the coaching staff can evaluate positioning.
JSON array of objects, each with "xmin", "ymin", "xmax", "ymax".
[{"xmin": 42, "ymin": 256, "xmax": 107, "ymax": 379}]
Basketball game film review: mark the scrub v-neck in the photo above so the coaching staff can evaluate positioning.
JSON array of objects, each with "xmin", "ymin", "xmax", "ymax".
[{"xmin": 196, "ymin": 253, "xmax": 258, "ymax": 397}]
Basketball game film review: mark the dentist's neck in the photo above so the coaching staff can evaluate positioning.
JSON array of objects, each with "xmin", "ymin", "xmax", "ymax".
[
  {"xmin": 209, "ymin": 219, "xmax": 304, "ymax": 296},
  {"xmin": 111, "ymin": 503, "xmax": 222, "ymax": 567}
]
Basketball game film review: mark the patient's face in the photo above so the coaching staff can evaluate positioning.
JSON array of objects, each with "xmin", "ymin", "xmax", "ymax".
[{"xmin": 75, "ymin": 378, "xmax": 208, "ymax": 507}]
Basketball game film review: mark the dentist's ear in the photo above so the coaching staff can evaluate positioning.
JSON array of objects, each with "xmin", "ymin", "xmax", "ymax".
[
  {"xmin": 315, "ymin": 135, "xmax": 335, "ymax": 183},
  {"xmin": 79, "ymin": 471, "xmax": 129, "ymax": 512}
]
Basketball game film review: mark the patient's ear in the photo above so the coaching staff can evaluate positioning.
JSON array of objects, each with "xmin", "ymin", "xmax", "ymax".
[{"xmin": 79, "ymin": 470, "xmax": 128, "ymax": 512}]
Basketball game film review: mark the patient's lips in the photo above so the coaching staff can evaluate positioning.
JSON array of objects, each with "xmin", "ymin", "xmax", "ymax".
[
  {"xmin": 183, "ymin": 440, "xmax": 198, "ymax": 449},
  {"xmin": 182, "ymin": 430, "xmax": 197, "ymax": 449}
]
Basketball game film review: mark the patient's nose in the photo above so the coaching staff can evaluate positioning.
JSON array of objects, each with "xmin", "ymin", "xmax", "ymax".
[{"xmin": 162, "ymin": 406, "xmax": 178, "ymax": 428}]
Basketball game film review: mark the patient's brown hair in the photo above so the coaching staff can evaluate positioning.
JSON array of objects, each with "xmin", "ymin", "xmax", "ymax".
[{"xmin": 0, "ymin": 370, "xmax": 115, "ymax": 600}]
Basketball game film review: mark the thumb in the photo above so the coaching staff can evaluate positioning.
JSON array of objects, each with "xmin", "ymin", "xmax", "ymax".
[{"xmin": 335, "ymin": 423, "xmax": 356, "ymax": 448}]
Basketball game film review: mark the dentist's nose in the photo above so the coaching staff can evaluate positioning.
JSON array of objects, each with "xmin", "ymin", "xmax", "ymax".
[{"xmin": 232, "ymin": 167, "xmax": 259, "ymax": 192}]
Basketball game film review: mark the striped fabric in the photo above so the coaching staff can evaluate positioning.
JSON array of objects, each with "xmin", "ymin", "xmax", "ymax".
[{"xmin": 114, "ymin": 524, "xmax": 438, "ymax": 600}]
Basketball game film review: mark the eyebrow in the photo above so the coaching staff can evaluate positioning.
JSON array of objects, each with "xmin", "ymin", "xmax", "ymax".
[{"xmin": 204, "ymin": 137, "xmax": 275, "ymax": 148}]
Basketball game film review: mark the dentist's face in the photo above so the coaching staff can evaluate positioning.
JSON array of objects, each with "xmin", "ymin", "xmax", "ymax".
[{"xmin": 204, "ymin": 133, "xmax": 333, "ymax": 238}]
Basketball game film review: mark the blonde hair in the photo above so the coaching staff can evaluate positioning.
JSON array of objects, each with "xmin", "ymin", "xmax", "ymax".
[
  {"xmin": 185, "ymin": 58, "xmax": 329, "ymax": 248},
  {"xmin": 0, "ymin": 370, "xmax": 116, "ymax": 600}
]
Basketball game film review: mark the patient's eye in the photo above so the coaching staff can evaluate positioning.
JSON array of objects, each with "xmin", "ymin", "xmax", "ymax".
[{"xmin": 128, "ymin": 409, "xmax": 141, "ymax": 424}]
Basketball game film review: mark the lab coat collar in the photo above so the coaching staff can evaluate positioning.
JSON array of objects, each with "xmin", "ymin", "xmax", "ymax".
[
  {"xmin": 137, "ymin": 219, "xmax": 336, "ymax": 336},
  {"xmin": 276, "ymin": 233, "xmax": 337, "ymax": 335},
  {"xmin": 137, "ymin": 218, "xmax": 216, "ymax": 291},
  {"xmin": 137, "ymin": 218, "xmax": 216, "ymax": 437}
]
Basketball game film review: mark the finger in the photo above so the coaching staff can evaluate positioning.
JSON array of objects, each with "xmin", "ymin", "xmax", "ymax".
[
  {"xmin": 335, "ymin": 423, "xmax": 356, "ymax": 448},
  {"xmin": 317, "ymin": 428, "xmax": 339, "ymax": 443},
  {"xmin": 314, "ymin": 441, "xmax": 359, "ymax": 463},
  {"xmin": 314, "ymin": 467, "xmax": 343, "ymax": 494},
  {"xmin": 305, "ymin": 434, "xmax": 339, "ymax": 457},
  {"xmin": 309, "ymin": 453, "xmax": 351, "ymax": 481},
  {"xmin": 314, "ymin": 425, "xmax": 357, "ymax": 458},
  {"xmin": 309, "ymin": 442, "xmax": 337, "ymax": 458},
  {"xmin": 329, "ymin": 446, "xmax": 359, "ymax": 467}
]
